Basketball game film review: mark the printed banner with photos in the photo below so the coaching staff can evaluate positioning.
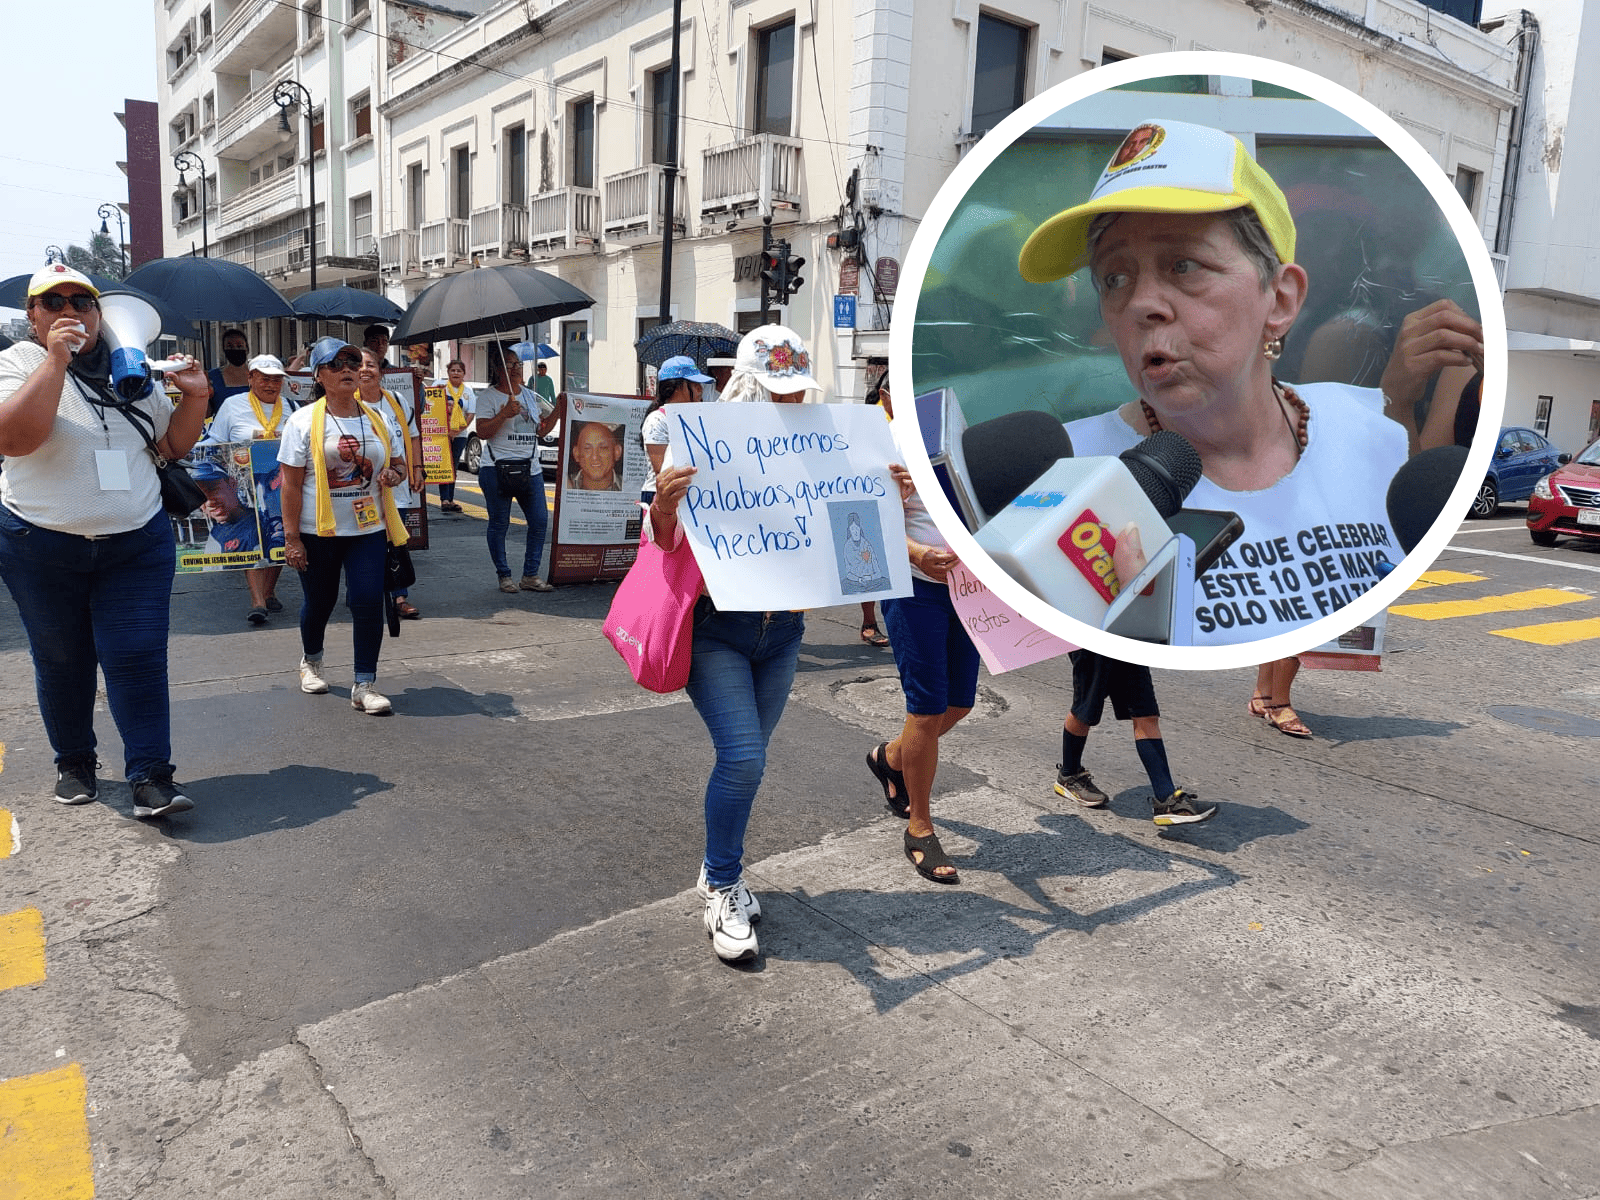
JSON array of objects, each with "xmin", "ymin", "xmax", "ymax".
[
  {"xmin": 174, "ymin": 440, "xmax": 282, "ymax": 573},
  {"xmin": 548, "ymin": 392, "xmax": 653, "ymax": 583}
]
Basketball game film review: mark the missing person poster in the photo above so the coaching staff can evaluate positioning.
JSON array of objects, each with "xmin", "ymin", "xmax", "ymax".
[
  {"xmin": 548, "ymin": 392, "xmax": 652, "ymax": 583},
  {"xmin": 175, "ymin": 441, "xmax": 274, "ymax": 572},
  {"xmin": 665, "ymin": 402, "xmax": 913, "ymax": 610},
  {"xmin": 418, "ymin": 381, "xmax": 455, "ymax": 485}
]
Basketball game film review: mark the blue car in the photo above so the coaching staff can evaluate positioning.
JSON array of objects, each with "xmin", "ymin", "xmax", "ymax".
[{"xmin": 1472, "ymin": 426, "xmax": 1568, "ymax": 517}]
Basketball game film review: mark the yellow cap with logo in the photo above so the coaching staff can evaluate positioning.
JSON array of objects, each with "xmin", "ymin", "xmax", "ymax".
[{"xmin": 1018, "ymin": 119, "xmax": 1296, "ymax": 283}]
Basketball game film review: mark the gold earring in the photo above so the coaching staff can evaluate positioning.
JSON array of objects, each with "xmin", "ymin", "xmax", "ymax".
[{"xmin": 1263, "ymin": 336, "xmax": 1284, "ymax": 361}]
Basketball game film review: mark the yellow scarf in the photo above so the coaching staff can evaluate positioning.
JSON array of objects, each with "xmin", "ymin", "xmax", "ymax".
[
  {"xmin": 309, "ymin": 398, "xmax": 408, "ymax": 544},
  {"xmin": 445, "ymin": 381, "xmax": 470, "ymax": 432},
  {"xmin": 246, "ymin": 390, "xmax": 284, "ymax": 436}
]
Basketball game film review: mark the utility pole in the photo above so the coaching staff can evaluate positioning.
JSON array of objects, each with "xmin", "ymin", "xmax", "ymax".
[{"xmin": 653, "ymin": 0, "xmax": 684, "ymax": 333}]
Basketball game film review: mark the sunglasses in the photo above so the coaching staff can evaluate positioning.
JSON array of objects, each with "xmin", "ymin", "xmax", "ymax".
[
  {"xmin": 36, "ymin": 293, "xmax": 98, "ymax": 314},
  {"xmin": 323, "ymin": 353, "xmax": 363, "ymax": 371}
]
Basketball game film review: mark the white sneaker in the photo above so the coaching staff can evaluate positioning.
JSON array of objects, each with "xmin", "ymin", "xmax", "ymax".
[
  {"xmin": 696, "ymin": 864, "xmax": 761, "ymax": 923},
  {"xmin": 350, "ymin": 681, "xmax": 392, "ymax": 715},
  {"xmin": 704, "ymin": 886, "xmax": 758, "ymax": 962},
  {"xmin": 299, "ymin": 657, "xmax": 329, "ymax": 694}
]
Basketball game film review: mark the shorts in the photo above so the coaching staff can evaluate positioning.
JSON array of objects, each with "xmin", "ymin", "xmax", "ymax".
[
  {"xmin": 881, "ymin": 576, "xmax": 981, "ymax": 716},
  {"xmin": 1069, "ymin": 648, "xmax": 1159, "ymax": 727}
]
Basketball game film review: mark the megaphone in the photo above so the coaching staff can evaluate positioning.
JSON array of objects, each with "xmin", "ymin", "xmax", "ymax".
[{"xmin": 99, "ymin": 293, "xmax": 190, "ymax": 401}]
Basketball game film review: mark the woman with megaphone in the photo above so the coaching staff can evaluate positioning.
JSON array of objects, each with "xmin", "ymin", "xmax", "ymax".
[{"xmin": 0, "ymin": 262, "xmax": 210, "ymax": 819}]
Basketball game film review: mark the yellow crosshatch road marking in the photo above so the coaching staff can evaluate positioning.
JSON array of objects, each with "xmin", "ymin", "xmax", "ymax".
[
  {"xmin": 1405, "ymin": 570, "xmax": 1487, "ymax": 591},
  {"xmin": 0, "ymin": 1063, "xmax": 95, "ymax": 1199},
  {"xmin": 1492, "ymin": 616, "xmax": 1600, "ymax": 646},
  {"xmin": 1390, "ymin": 588, "xmax": 1586, "ymax": 621},
  {"xmin": 0, "ymin": 908, "xmax": 46, "ymax": 992},
  {"xmin": 1, "ymin": 809, "xmax": 13, "ymax": 861}
]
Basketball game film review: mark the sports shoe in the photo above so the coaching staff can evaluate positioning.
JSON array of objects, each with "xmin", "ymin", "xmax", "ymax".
[
  {"xmin": 521, "ymin": 575, "xmax": 555, "ymax": 592},
  {"xmin": 704, "ymin": 885, "xmax": 758, "ymax": 962},
  {"xmin": 299, "ymin": 657, "xmax": 330, "ymax": 694},
  {"xmin": 132, "ymin": 776, "xmax": 194, "ymax": 819},
  {"xmin": 265, "ymin": 595, "xmax": 285, "ymax": 613},
  {"xmin": 351, "ymin": 682, "xmax": 392, "ymax": 715},
  {"xmin": 55, "ymin": 755, "xmax": 100, "ymax": 805},
  {"xmin": 1152, "ymin": 789, "xmax": 1217, "ymax": 826},
  {"xmin": 696, "ymin": 864, "xmax": 761, "ymax": 923},
  {"xmin": 498, "ymin": 576, "xmax": 519, "ymax": 593},
  {"xmin": 1054, "ymin": 766, "xmax": 1108, "ymax": 808}
]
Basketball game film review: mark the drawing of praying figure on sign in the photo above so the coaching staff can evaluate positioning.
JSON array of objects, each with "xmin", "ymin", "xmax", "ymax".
[
  {"xmin": 667, "ymin": 402, "xmax": 914, "ymax": 610},
  {"xmin": 832, "ymin": 506, "xmax": 891, "ymax": 593}
]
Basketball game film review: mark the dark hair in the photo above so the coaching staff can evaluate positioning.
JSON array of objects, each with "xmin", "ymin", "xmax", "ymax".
[
  {"xmin": 485, "ymin": 340, "xmax": 520, "ymax": 390},
  {"xmin": 362, "ymin": 324, "xmax": 389, "ymax": 343},
  {"xmin": 639, "ymin": 377, "xmax": 691, "ymax": 452},
  {"xmin": 220, "ymin": 328, "xmax": 247, "ymax": 345},
  {"xmin": 447, "ymin": 358, "xmax": 465, "ymax": 372}
]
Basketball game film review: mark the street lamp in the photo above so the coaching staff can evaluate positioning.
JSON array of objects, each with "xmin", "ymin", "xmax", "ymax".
[
  {"xmin": 173, "ymin": 150, "xmax": 209, "ymax": 258},
  {"xmin": 98, "ymin": 202, "xmax": 128, "ymax": 277},
  {"xmin": 44, "ymin": 245, "xmax": 64, "ymax": 264},
  {"xmin": 273, "ymin": 79, "xmax": 318, "ymax": 298}
]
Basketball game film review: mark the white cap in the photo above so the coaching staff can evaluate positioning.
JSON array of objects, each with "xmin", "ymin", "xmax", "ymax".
[{"xmin": 247, "ymin": 353, "xmax": 287, "ymax": 376}]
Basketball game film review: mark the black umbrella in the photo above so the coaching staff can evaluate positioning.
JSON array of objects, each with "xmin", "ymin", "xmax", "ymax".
[
  {"xmin": 390, "ymin": 264, "xmax": 593, "ymax": 345},
  {"xmin": 292, "ymin": 286, "xmax": 404, "ymax": 323},
  {"xmin": 633, "ymin": 320, "xmax": 739, "ymax": 368},
  {"xmin": 0, "ymin": 272, "xmax": 199, "ymax": 339},
  {"xmin": 123, "ymin": 257, "xmax": 294, "ymax": 322}
]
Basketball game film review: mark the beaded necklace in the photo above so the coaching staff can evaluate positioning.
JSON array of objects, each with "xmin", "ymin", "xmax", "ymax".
[{"xmin": 1138, "ymin": 379, "xmax": 1309, "ymax": 455}]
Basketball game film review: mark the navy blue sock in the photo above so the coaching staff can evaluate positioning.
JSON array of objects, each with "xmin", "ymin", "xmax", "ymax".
[
  {"xmin": 1135, "ymin": 737, "xmax": 1175, "ymax": 799},
  {"xmin": 1061, "ymin": 729, "xmax": 1088, "ymax": 775}
]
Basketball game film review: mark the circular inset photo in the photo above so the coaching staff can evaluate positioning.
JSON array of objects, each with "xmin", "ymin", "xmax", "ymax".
[{"xmin": 892, "ymin": 52, "xmax": 1505, "ymax": 671}]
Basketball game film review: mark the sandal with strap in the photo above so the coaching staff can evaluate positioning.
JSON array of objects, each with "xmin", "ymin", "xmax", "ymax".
[
  {"xmin": 1248, "ymin": 692, "xmax": 1271, "ymax": 720},
  {"xmin": 904, "ymin": 829, "xmax": 960, "ymax": 884},
  {"xmin": 860, "ymin": 623, "xmax": 890, "ymax": 647},
  {"xmin": 866, "ymin": 742, "xmax": 910, "ymax": 819},
  {"xmin": 1264, "ymin": 703, "xmax": 1313, "ymax": 739}
]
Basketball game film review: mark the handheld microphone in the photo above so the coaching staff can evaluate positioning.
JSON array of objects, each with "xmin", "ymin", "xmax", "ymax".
[
  {"xmin": 961, "ymin": 409, "xmax": 1076, "ymax": 517},
  {"xmin": 1386, "ymin": 443, "xmax": 1469, "ymax": 555},
  {"xmin": 973, "ymin": 430, "xmax": 1203, "ymax": 633}
]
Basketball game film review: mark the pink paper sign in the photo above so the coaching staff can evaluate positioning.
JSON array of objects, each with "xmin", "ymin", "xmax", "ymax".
[{"xmin": 948, "ymin": 563, "xmax": 1076, "ymax": 674}]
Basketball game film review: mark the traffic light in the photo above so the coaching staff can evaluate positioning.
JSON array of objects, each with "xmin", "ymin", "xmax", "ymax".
[
  {"xmin": 782, "ymin": 251, "xmax": 805, "ymax": 298},
  {"xmin": 760, "ymin": 243, "xmax": 788, "ymax": 294}
]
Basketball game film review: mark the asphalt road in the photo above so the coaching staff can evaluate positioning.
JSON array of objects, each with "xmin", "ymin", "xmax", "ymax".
[{"xmin": 1, "ymin": 494, "xmax": 1597, "ymax": 1198}]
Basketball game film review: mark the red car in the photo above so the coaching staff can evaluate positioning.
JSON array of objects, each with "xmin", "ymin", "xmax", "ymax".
[{"xmin": 1527, "ymin": 439, "xmax": 1600, "ymax": 546}]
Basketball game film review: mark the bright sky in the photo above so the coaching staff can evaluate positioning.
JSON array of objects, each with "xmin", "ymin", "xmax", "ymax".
[{"xmin": 0, "ymin": 4, "xmax": 158, "ymax": 311}]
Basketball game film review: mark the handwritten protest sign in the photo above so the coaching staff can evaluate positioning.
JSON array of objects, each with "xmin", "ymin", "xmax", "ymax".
[
  {"xmin": 948, "ymin": 562, "xmax": 1075, "ymax": 674},
  {"xmin": 667, "ymin": 403, "xmax": 912, "ymax": 610}
]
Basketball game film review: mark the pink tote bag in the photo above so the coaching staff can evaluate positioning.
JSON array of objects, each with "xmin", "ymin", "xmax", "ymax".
[{"xmin": 604, "ymin": 530, "xmax": 705, "ymax": 693}]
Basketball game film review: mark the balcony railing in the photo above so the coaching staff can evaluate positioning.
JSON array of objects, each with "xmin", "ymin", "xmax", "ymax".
[
  {"xmin": 469, "ymin": 204, "xmax": 529, "ymax": 260},
  {"xmin": 217, "ymin": 168, "xmax": 299, "ymax": 232},
  {"xmin": 216, "ymin": 217, "xmax": 324, "ymax": 278},
  {"xmin": 527, "ymin": 187, "xmax": 600, "ymax": 253},
  {"xmin": 601, "ymin": 164, "xmax": 687, "ymax": 241},
  {"xmin": 212, "ymin": 0, "xmax": 296, "ymax": 74},
  {"xmin": 214, "ymin": 61, "xmax": 295, "ymax": 155},
  {"xmin": 379, "ymin": 230, "xmax": 421, "ymax": 276},
  {"xmin": 419, "ymin": 217, "xmax": 469, "ymax": 267},
  {"xmin": 700, "ymin": 134, "xmax": 802, "ymax": 218}
]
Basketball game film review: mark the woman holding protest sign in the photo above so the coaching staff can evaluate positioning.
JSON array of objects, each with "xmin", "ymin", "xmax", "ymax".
[
  {"xmin": 278, "ymin": 337, "xmax": 410, "ymax": 714},
  {"xmin": 437, "ymin": 358, "xmax": 475, "ymax": 513},
  {"xmin": 203, "ymin": 353, "xmax": 298, "ymax": 624},
  {"xmin": 648, "ymin": 325, "xmax": 823, "ymax": 963},
  {"xmin": 476, "ymin": 340, "xmax": 557, "ymax": 594}
]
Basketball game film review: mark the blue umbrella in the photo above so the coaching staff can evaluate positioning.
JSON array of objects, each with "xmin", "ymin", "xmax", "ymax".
[
  {"xmin": 0, "ymin": 271, "xmax": 199, "ymax": 339},
  {"xmin": 123, "ymin": 257, "xmax": 293, "ymax": 322},
  {"xmin": 534, "ymin": 341, "xmax": 559, "ymax": 359},
  {"xmin": 633, "ymin": 320, "xmax": 739, "ymax": 368},
  {"xmin": 292, "ymin": 286, "xmax": 404, "ymax": 323}
]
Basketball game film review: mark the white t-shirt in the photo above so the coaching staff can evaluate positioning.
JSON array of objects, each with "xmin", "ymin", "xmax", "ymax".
[
  {"xmin": 478, "ymin": 385, "xmax": 543, "ymax": 462},
  {"xmin": 640, "ymin": 405, "xmax": 671, "ymax": 494},
  {"xmin": 277, "ymin": 403, "xmax": 396, "ymax": 537},
  {"xmin": 1064, "ymin": 382, "xmax": 1407, "ymax": 646},
  {"xmin": 365, "ymin": 389, "xmax": 416, "ymax": 508},
  {"xmin": 205, "ymin": 391, "xmax": 297, "ymax": 443},
  {"xmin": 0, "ymin": 341, "xmax": 173, "ymax": 536}
]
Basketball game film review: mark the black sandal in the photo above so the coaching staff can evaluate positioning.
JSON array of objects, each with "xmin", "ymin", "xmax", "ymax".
[
  {"xmin": 860, "ymin": 623, "xmax": 890, "ymax": 647},
  {"xmin": 867, "ymin": 742, "xmax": 910, "ymax": 819},
  {"xmin": 904, "ymin": 830, "xmax": 959, "ymax": 884}
]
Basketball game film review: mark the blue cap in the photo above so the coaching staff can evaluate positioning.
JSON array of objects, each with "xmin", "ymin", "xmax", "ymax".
[
  {"xmin": 190, "ymin": 458, "xmax": 232, "ymax": 482},
  {"xmin": 308, "ymin": 337, "xmax": 357, "ymax": 371},
  {"xmin": 658, "ymin": 355, "xmax": 712, "ymax": 384}
]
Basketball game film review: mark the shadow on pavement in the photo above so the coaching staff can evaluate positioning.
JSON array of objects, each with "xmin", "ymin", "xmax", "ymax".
[{"xmin": 158, "ymin": 764, "xmax": 392, "ymax": 843}]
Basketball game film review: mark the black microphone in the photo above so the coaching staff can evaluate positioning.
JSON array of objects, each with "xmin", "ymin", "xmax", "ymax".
[
  {"xmin": 1120, "ymin": 430, "xmax": 1202, "ymax": 518},
  {"xmin": 961, "ymin": 409, "xmax": 1076, "ymax": 518},
  {"xmin": 1386, "ymin": 444, "xmax": 1469, "ymax": 554}
]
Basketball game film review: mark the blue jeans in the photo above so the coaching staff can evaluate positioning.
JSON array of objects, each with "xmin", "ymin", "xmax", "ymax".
[
  {"xmin": 684, "ymin": 605, "xmax": 804, "ymax": 889},
  {"xmin": 0, "ymin": 505, "xmax": 177, "ymax": 782},
  {"xmin": 478, "ymin": 462, "xmax": 547, "ymax": 579},
  {"xmin": 296, "ymin": 531, "xmax": 387, "ymax": 681}
]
